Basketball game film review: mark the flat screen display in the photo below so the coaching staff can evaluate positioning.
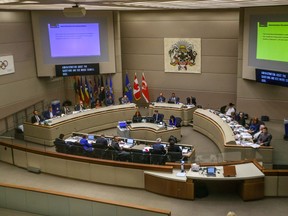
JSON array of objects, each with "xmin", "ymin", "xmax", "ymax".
[
  {"xmin": 55, "ymin": 63, "xmax": 99, "ymax": 77},
  {"xmin": 248, "ymin": 14, "xmax": 288, "ymax": 72},
  {"xmin": 48, "ymin": 23, "xmax": 101, "ymax": 58},
  {"xmin": 256, "ymin": 68, "xmax": 288, "ymax": 87}
]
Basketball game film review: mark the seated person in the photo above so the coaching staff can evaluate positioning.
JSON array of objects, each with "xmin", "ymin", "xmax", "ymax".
[
  {"xmin": 253, "ymin": 124, "xmax": 266, "ymax": 142},
  {"xmin": 43, "ymin": 106, "xmax": 56, "ymax": 120},
  {"xmin": 111, "ymin": 136, "xmax": 131, "ymax": 161},
  {"xmin": 169, "ymin": 115, "xmax": 177, "ymax": 127},
  {"xmin": 95, "ymin": 99, "xmax": 102, "ymax": 108},
  {"xmin": 248, "ymin": 117, "xmax": 260, "ymax": 135},
  {"xmin": 167, "ymin": 139, "xmax": 181, "ymax": 152},
  {"xmin": 79, "ymin": 135, "xmax": 94, "ymax": 152},
  {"xmin": 256, "ymin": 126, "xmax": 272, "ymax": 146},
  {"xmin": 151, "ymin": 138, "xmax": 166, "ymax": 154},
  {"xmin": 54, "ymin": 133, "xmax": 66, "ymax": 145},
  {"xmin": 94, "ymin": 134, "xmax": 108, "ymax": 149},
  {"xmin": 153, "ymin": 110, "xmax": 164, "ymax": 123},
  {"xmin": 225, "ymin": 103, "xmax": 236, "ymax": 116},
  {"xmin": 236, "ymin": 112, "xmax": 246, "ymax": 127},
  {"xmin": 156, "ymin": 92, "xmax": 166, "ymax": 103},
  {"xmin": 168, "ymin": 93, "xmax": 180, "ymax": 104},
  {"xmin": 191, "ymin": 97, "xmax": 197, "ymax": 106},
  {"xmin": 31, "ymin": 110, "xmax": 44, "ymax": 124},
  {"xmin": 105, "ymin": 95, "xmax": 114, "ymax": 106},
  {"xmin": 132, "ymin": 110, "xmax": 142, "ymax": 123},
  {"xmin": 75, "ymin": 100, "xmax": 86, "ymax": 111},
  {"xmin": 121, "ymin": 95, "xmax": 130, "ymax": 104},
  {"xmin": 62, "ymin": 103, "xmax": 71, "ymax": 115}
]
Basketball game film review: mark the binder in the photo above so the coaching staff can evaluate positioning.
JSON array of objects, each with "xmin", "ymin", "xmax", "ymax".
[{"xmin": 223, "ymin": 165, "xmax": 236, "ymax": 177}]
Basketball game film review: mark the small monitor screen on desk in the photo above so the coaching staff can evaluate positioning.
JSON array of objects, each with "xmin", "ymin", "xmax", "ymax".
[
  {"xmin": 207, "ymin": 167, "xmax": 216, "ymax": 176},
  {"xmin": 88, "ymin": 135, "xmax": 95, "ymax": 140},
  {"xmin": 127, "ymin": 138, "xmax": 134, "ymax": 145}
]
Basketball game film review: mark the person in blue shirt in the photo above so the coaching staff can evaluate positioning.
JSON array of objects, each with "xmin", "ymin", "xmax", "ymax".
[
  {"xmin": 169, "ymin": 115, "xmax": 177, "ymax": 127},
  {"xmin": 79, "ymin": 135, "xmax": 94, "ymax": 152}
]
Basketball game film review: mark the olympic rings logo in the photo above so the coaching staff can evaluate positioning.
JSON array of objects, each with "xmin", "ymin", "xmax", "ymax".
[{"xmin": 0, "ymin": 60, "xmax": 8, "ymax": 70}]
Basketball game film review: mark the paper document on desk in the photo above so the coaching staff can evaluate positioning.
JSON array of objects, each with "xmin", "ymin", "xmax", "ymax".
[{"xmin": 176, "ymin": 172, "xmax": 186, "ymax": 177}]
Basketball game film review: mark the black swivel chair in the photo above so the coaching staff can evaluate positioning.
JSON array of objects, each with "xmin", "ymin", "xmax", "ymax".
[
  {"xmin": 167, "ymin": 152, "xmax": 183, "ymax": 162},
  {"xmin": 150, "ymin": 149, "xmax": 167, "ymax": 165}
]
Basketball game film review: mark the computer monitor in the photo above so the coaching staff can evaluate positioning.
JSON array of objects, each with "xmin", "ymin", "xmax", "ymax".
[
  {"xmin": 127, "ymin": 138, "xmax": 134, "ymax": 145},
  {"xmin": 88, "ymin": 135, "xmax": 95, "ymax": 140},
  {"xmin": 207, "ymin": 167, "xmax": 216, "ymax": 176},
  {"xmin": 118, "ymin": 121, "xmax": 127, "ymax": 128}
]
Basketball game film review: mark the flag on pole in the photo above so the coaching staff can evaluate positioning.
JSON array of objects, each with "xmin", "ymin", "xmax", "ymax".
[
  {"xmin": 89, "ymin": 79, "xmax": 95, "ymax": 103},
  {"xmin": 84, "ymin": 77, "xmax": 90, "ymax": 105},
  {"xmin": 133, "ymin": 73, "xmax": 141, "ymax": 100},
  {"xmin": 78, "ymin": 77, "xmax": 85, "ymax": 102},
  {"xmin": 73, "ymin": 76, "xmax": 79, "ymax": 94},
  {"xmin": 109, "ymin": 75, "xmax": 114, "ymax": 98},
  {"xmin": 124, "ymin": 73, "xmax": 133, "ymax": 102},
  {"xmin": 141, "ymin": 73, "xmax": 150, "ymax": 103}
]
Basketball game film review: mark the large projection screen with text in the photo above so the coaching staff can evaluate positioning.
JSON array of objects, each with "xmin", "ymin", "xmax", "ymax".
[
  {"xmin": 242, "ymin": 7, "xmax": 288, "ymax": 80},
  {"xmin": 32, "ymin": 11, "xmax": 116, "ymax": 77}
]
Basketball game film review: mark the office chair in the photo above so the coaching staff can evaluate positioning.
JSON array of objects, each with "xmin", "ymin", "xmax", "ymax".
[
  {"xmin": 167, "ymin": 152, "xmax": 183, "ymax": 162},
  {"xmin": 191, "ymin": 97, "xmax": 197, "ymax": 106}
]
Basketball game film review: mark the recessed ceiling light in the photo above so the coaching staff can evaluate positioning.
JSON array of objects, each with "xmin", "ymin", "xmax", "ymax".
[{"xmin": 21, "ymin": 1, "xmax": 39, "ymax": 3}]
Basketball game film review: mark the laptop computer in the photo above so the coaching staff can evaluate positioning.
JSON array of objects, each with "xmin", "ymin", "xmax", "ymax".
[{"xmin": 88, "ymin": 135, "xmax": 95, "ymax": 140}]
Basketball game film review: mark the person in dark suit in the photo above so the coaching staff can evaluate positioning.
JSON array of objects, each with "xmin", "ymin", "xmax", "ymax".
[
  {"xmin": 152, "ymin": 138, "xmax": 166, "ymax": 154},
  {"xmin": 156, "ymin": 92, "xmax": 166, "ymax": 103},
  {"xmin": 62, "ymin": 103, "xmax": 71, "ymax": 115},
  {"xmin": 132, "ymin": 110, "xmax": 142, "ymax": 123},
  {"xmin": 111, "ymin": 136, "xmax": 130, "ymax": 161},
  {"xmin": 257, "ymin": 126, "xmax": 272, "ymax": 146},
  {"xmin": 98, "ymin": 86, "xmax": 106, "ymax": 104},
  {"xmin": 75, "ymin": 100, "xmax": 86, "ymax": 111},
  {"xmin": 153, "ymin": 110, "xmax": 164, "ymax": 123},
  {"xmin": 168, "ymin": 93, "xmax": 180, "ymax": 104},
  {"xmin": 167, "ymin": 139, "xmax": 181, "ymax": 152},
  {"xmin": 94, "ymin": 134, "xmax": 108, "ymax": 149},
  {"xmin": 43, "ymin": 106, "xmax": 55, "ymax": 120},
  {"xmin": 31, "ymin": 110, "xmax": 44, "ymax": 124},
  {"xmin": 105, "ymin": 95, "xmax": 114, "ymax": 106}
]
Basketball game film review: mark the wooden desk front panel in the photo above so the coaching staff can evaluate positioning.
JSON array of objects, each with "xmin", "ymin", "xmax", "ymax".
[{"xmin": 144, "ymin": 174, "xmax": 194, "ymax": 200}]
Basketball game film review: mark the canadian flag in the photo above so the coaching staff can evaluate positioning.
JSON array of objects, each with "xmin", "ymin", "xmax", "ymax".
[
  {"xmin": 133, "ymin": 73, "xmax": 141, "ymax": 100},
  {"xmin": 141, "ymin": 73, "xmax": 150, "ymax": 103}
]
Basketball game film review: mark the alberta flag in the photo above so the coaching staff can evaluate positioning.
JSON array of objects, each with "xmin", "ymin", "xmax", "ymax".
[
  {"xmin": 133, "ymin": 73, "xmax": 141, "ymax": 100},
  {"xmin": 141, "ymin": 73, "xmax": 150, "ymax": 103},
  {"xmin": 124, "ymin": 73, "xmax": 133, "ymax": 102}
]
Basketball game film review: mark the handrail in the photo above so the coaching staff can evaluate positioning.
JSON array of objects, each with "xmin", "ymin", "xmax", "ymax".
[{"xmin": 0, "ymin": 183, "xmax": 171, "ymax": 216}]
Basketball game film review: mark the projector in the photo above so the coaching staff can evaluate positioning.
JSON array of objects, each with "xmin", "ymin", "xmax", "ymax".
[{"xmin": 63, "ymin": 6, "xmax": 86, "ymax": 17}]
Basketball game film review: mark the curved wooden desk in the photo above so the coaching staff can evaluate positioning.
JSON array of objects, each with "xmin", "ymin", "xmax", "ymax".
[
  {"xmin": 23, "ymin": 104, "xmax": 137, "ymax": 146},
  {"xmin": 149, "ymin": 103, "xmax": 196, "ymax": 126},
  {"xmin": 125, "ymin": 123, "xmax": 181, "ymax": 142},
  {"xmin": 193, "ymin": 109, "xmax": 273, "ymax": 168}
]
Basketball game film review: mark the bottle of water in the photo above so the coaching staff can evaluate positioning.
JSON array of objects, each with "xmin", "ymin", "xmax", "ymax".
[{"xmin": 181, "ymin": 160, "xmax": 185, "ymax": 173}]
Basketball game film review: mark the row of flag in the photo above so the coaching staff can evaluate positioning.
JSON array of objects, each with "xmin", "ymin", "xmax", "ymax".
[
  {"xmin": 73, "ymin": 72, "xmax": 150, "ymax": 105},
  {"xmin": 124, "ymin": 73, "xmax": 150, "ymax": 103},
  {"xmin": 73, "ymin": 75, "xmax": 113, "ymax": 105}
]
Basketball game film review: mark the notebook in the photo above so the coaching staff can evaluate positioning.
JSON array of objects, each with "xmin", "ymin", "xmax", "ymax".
[{"xmin": 223, "ymin": 165, "xmax": 236, "ymax": 177}]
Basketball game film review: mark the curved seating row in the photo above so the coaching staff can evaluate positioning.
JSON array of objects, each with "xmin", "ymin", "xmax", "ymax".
[
  {"xmin": 55, "ymin": 141, "xmax": 183, "ymax": 165},
  {"xmin": 23, "ymin": 104, "xmax": 137, "ymax": 146},
  {"xmin": 193, "ymin": 108, "xmax": 273, "ymax": 168}
]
